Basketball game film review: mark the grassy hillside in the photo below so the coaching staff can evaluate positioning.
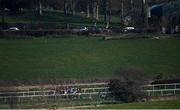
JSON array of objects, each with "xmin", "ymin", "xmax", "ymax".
[
  {"xmin": 93, "ymin": 100, "xmax": 180, "ymax": 109},
  {"xmin": 0, "ymin": 37, "xmax": 180, "ymax": 81},
  {"xmin": 1, "ymin": 11, "xmax": 121, "ymax": 28}
]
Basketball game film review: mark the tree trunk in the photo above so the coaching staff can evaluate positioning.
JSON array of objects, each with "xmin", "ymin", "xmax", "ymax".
[
  {"xmin": 130, "ymin": 0, "xmax": 134, "ymax": 25},
  {"xmin": 106, "ymin": 21, "xmax": 109, "ymax": 28},
  {"xmin": 96, "ymin": 4, "xmax": 99, "ymax": 20},
  {"xmin": 145, "ymin": 0, "xmax": 149, "ymax": 28},
  {"xmin": 71, "ymin": 0, "xmax": 75, "ymax": 15},
  {"xmin": 142, "ymin": 0, "xmax": 148, "ymax": 28},
  {"xmin": 39, "ymin": 0, "xmax": 42, "ymax": 15},
  {"xmin": 93, "ymin": 2, "xmax": 96, "ymax": 19},
  {"xmin": 103, "ymin": 0, "xmax": 108, "ymax": 25},
  {"xmin": 102, "ymin": 0, "xmax": 111, "ymax": 28},
  {"xmin": 161, "ymin": 16, "xmax": 167, "ymax": 34},
  {"xmin": 121, "ymin": 0, "xmax": 124, "ymax": 23},
  {"xmin": 64, "ymin": 1, "xmax": 68, "ymax": 15},
  {"xmin": 131, "ymin": 0, "xmax": 133, "ymax": 10},
  {"xmin": 109, "ymin": 0, "xmax": 112, "ymax": 23},
  {"xmin": 87, "ymin": 4, "xmax": 90, "ymax": 18},
  {"xmin": 106, "ymin": 0, "xmax": 112, "ymax": 28}
]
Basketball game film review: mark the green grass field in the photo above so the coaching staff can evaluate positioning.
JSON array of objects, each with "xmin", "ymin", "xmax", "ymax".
[
  {"xmin": 0, "ymin": 36, "xmax": 180, "ymax": 81},
  {"xmin": 1, "ymin": 99, "xmax": 180, "ymax": 109},
  {"xmin": 92, "ymin": 100, "xmax": 180, "ymax": 109}
]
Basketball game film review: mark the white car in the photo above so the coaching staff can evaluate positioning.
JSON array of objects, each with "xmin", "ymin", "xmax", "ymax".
[
  {"xmin": 125, "ymin": 27, "xmax": 135, "ymax": 30},
  {"xmin": 79, "ymin": 27, "xmax": 88, "ymax": 32},
  {"xmin": 9, "ymin": 27, "xmax": 20, "ymax": 31},
  {"xmin": 123, "ymin": 27, "xmax": 135, "ymax": 32}
]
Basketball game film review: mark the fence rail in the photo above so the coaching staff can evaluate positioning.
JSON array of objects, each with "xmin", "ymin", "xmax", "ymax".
[
  {"xmin": 144, "ymin": 83, "xmax": 180, "ymax": 87},
  {"xmin": 0, "ymin": 83, "xmax": 180, "ymax": 100},
  {"xmin": 143, "ymin": 83, "xmax": 180, "ymax": 96},
  {"xmin": 0, "ymin": 83, "xmax": 110, "ymax": 100}
]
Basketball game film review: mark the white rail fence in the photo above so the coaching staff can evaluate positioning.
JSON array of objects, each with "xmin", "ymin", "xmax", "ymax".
[
  {"xmin": 0, "ymin": 83, "xmax": 180, "ymax": 101},
  {"xmin": 0, "ymin": 83, "xmax": 110, "ymax": 102},
  {"xmin": 144, "ymin": 83, "xmax": 180, "ymax": 96}
]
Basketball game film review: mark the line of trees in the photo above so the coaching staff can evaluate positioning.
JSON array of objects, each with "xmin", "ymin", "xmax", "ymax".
[{"xmin": 0, "ymin": 0, "xmax": 173, "ymax": 28}]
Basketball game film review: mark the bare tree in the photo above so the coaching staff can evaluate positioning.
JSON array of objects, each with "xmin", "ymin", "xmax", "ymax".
[
  {"xmin": 71, "ymin": 0, "xmax": 76, "ymax": 15},
  {"xmin": 92, "ymin": 0, "xmax": 96, "ymax": 19},
  {"xmin": 130, "ymin": 0, "xmax": 134, "ymax": 10},
  {"xmin": 102, "ymin": 0, "xmax": 111, "ymax": 28},
  {"xmin": 142, "ymin": 0, "xmax": 149, "ymax": 28},
  {"xmin": 87, "ymin": 3, "xmax": 90, "ymax": 18},
  {"xmin": 37, "ymin": 0, "xmax": 48, "ymax": 16},
  {"xmin": 64, "ymin": 0, "xmax": 68, "ymax": 15},
  {"xmin": 90, "ymin": 0, "xmax": 100, "ymax": 21},
  {"xmin": 130, "ymin": 0, "xmax": 134, "ymax": 25},
  {"xmin": 96, "ymin": 0, "xmax": 99, "ymax": 20},
  {"xmin": 121, "ymin": 0, "xmax": 124, "ymax": 20},
  {"xmin": 102, "ymin": 0, "xmax": 107, "ymax": 24},
  {"xmin": 38, "ymin": 0, "xmax": 43, "ymax": 15},
  {"xmin": 108, "ymin": 0, "xmax": 112, "ymax": 28},
  {"xmin": 103, "ymin": 0, "xmax": 112, "ymax": 28}
]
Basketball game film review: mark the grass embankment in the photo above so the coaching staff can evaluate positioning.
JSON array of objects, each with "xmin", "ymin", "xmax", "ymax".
[
  {"xmin": 93, "ymin": 100, "xmax": 180, "ymax": 109},
  {"xmin": 1, "ymin": 99, "xmax": 180, "ymax": 109},
  {"xmin": 0, "ymin": 37, "xmax": 180, "ymax": 81},
  {"xmin": 0, "ymin": 11, "xmax": 121, "ymax": 28}
]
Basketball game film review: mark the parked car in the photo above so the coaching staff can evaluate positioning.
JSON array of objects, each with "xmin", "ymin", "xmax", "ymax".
[
  {"xmin": 9, "ymin": 27, "xmax": 20, "ymax": 31},
  {"xmin": 72, "ymin": 27, "xmax": 88, "ymax": 33},
  {"xmin": 123, "ymin": 26, "xmax": 135, "ymax": 33},
  {"xmin": 79, "ymin": 27, "xmax": 88, "ymax": 32},
  {"xmin": 72, "ymin": 26, "xmax": 89, "ymax": 35}
]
